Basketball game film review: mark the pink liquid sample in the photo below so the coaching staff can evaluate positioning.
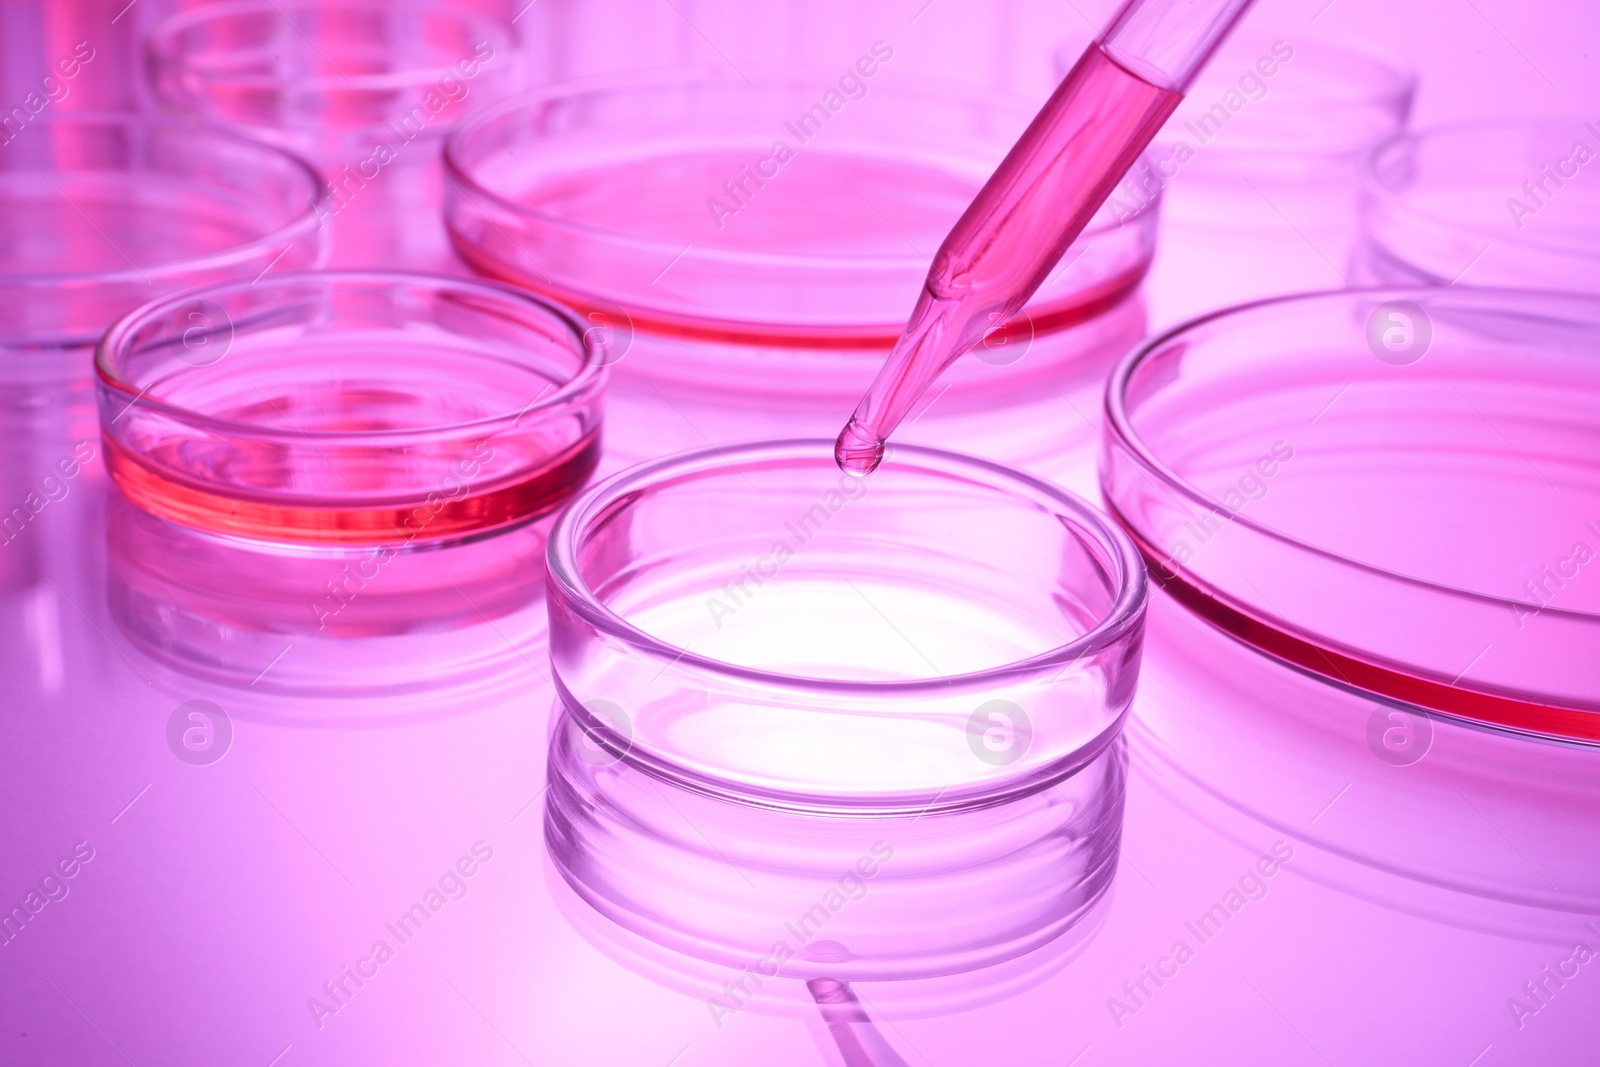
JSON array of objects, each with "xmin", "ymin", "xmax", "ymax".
[
  {"xmin": 835, "ymin": 43, "xmax": 1182, "ymax": 474},
  {"xmin": 105, "ymin": 336, "xmax": 598, "ymax": 544}
]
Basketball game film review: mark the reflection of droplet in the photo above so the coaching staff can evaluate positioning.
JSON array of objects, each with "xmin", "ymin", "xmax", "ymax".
[
  {"xmin": 803, "ymin": 939, "xmax": 857, "ymax": 964},
  {"xmin": 806, "ymin": 976, "xmax": 913, "ymax": 1067}
]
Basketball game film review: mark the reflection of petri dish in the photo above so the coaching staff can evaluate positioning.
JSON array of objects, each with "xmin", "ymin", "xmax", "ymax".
[
  {"xmin": 544, "ymin": 441, "xmax": 1145, "ymax": 980},
  {"xmin": 0, "ymin": 114, "xmax": 325, "ymax": 353},
  {"xmin": 1358, "ymin": 120, "xmax": 1600, "ymax": 290},
  {"xmin": 444, "ymin": 70, "xmax": 1156, "ymax": 371},
  {"xmin": 97, "ymin": 272, "xmax": 606, "ymax": 545},
  {"xmin": 1104, "ymin": 287, "xmax": 1600, "ymax": 741}
]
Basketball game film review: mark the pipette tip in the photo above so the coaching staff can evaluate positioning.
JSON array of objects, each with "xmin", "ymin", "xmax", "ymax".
[{"xmin": 833, "ymin": 419, "xmax": 885, "ymax": 476}]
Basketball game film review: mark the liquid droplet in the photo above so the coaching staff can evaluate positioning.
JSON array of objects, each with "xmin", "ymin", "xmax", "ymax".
[{"xmin": 833, "ymin": 418, "xmax": 885, "ymax": 476}]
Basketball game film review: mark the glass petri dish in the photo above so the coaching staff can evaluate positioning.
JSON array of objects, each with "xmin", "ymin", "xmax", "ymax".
[
  {"xmin": 1103, "ymin": 287, "xmax": 1600, "ymax": 741},
  {"xmin": 145, "ymin": 0, "xmax": 518, "ymax": 149},
  {"xmin": 1357, "ymin": 119, "xmax": 1600, "ymax": 291},
  {"xmin": 96, "ymin": 271, "xmax": 606, "ymax": 546},
  {"xmin": 1112, "ymin": 34, "xmax": 1414, "ymax": 326},
  {"xmin": 0, "ymin": 113, "xmax": 325, "ymax": 359},
  {"xmin": 443, "ymin": 70, "xmax": 1159, "ymax": 487},
  {"xmin": 543, "ymin": 440, "xmax": 1145, "ymax": 979},
  {"xmin": 146, "ymin": 0, "xmax": 521, "ymax": 270}
]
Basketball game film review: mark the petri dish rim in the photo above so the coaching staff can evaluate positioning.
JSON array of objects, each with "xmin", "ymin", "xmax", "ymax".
[
  {"xmin": 0, "ymin": 112, "xmax": 327, "ymax": 289},
  {"xmin": 546, "ymin": 438, "xmax": 1149, "ymax": 699},
  {"xmin": 1360, "ymin": 118, "xmax": 1600, "ymax": 260},
  {"xmin": 95, "ymin": 269, "xmax": 607, "ymax": 445},
  {"xmin": 443, "ymin": 66, "xmax": 1162, "ymax": 281},
  {"xmin": 1104, "ymin": 284, "xmax": 1600, "ymax": 625},
  {"xmin": 1103, "ymin": 285, "xmax": 1600, "ymax": 739},
  {"xmin": 146, "ymin": 0, "xmax": 516, "ymax": 101}
]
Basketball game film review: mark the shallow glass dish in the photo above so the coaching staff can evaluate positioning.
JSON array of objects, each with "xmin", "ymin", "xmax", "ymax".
[
  {"xmin": 543, "ymin": 440, "xmax": 1145, "ymax": 980},
  {"xmin": 97, "ymin": 271, "xmax": 606, "ymax": 546},
  {"xmin": 0, "ymin": 113, "xmax": 324, "ymax": 356},
  {"xmin": 147, "ymin": 0, "xmax": 520, "ymax": 270},
  {"xmin": 1357, "ymin": 120, "xmax": 1600, "ymax": 291},
  {"xmin": 1103, "ymin": 287, "xmax": 1600, "ymax": 741},
  {"xmin": 443, "ymin": 70, "xmax": 1158, "ymax": 486}
]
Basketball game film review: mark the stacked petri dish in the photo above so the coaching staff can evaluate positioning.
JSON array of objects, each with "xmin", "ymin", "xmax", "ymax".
[
  {"xmin": 443, "ymin": 69, "xmax": 1161, "ymax": 498},
  {"xmin": 145, "ymin": 0, "xmax": 523, "ymax": 271}
]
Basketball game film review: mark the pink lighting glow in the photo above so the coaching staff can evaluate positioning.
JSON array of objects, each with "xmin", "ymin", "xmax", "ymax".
[{"xmin": 1, "ymin": 0, "xmax": 1597, "ymax": 1064}]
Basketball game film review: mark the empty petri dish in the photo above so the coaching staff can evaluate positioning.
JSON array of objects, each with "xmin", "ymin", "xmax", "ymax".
[
  {"xmin": 0, "ymin": 114, "xmax": 326, "ymax": 597},
  {"xmin": 147, "ymin": 0, "xmax": 521, "ymax": 270},
  {"xmin": 443, "ymin": 70, "xmax": 1159, "ymax": 491},
  {"xmin": 1357, "ymin": 119, "xmax": 1600, "ymax": 291},
  {"xmin": 544, "ymin": 440, "xmax": 1145, "ymax": 979}
]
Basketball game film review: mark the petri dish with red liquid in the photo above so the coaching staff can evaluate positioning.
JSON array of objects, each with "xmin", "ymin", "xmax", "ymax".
[
  {"xmin": 97, "ymin": 272, "xmax": 606, "ymax": 547},
  {"xmin": 443, "ymin": 70, "xmax": 1160, "ymax": 491},
  {"xmin": 1102, "ymin": 287, "xmax": 1600, "ymax": 914}
]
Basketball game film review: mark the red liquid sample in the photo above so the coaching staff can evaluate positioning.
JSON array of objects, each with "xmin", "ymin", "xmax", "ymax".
[
  {"xmin": 834, "ymin": 44, "xmax": 1182, "ymax": 474},
  {"xmin": 105, "ymin": 431, "xmax": 598, "ymax": 544},
  {"xmin": 104, "ymin": 337, "xmax": 601, "ymax": 544}
]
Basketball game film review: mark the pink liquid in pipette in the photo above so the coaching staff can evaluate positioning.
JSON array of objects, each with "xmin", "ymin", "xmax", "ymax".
[{"xmin": 834, "ymin": 43, "xmax": 1182, "ymax": 474}]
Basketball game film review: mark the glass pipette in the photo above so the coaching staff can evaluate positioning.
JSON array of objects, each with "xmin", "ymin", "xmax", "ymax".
[{"xmin": 834, "ymin": 0, "xmax": 1257, "ymax": 474}]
